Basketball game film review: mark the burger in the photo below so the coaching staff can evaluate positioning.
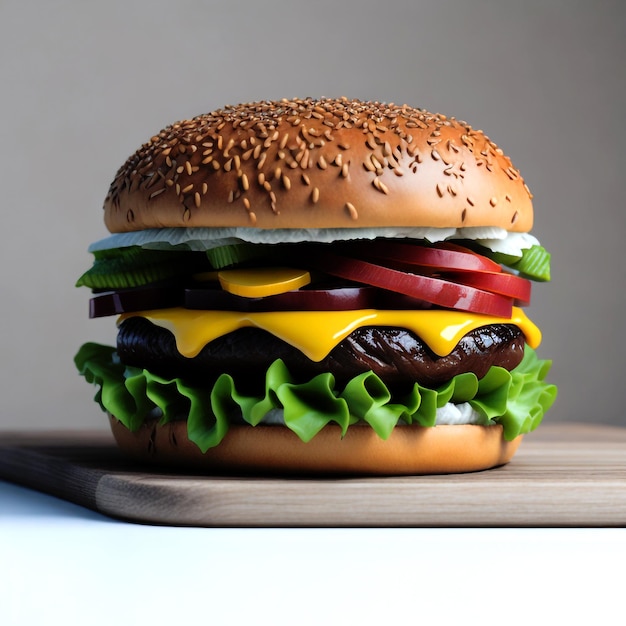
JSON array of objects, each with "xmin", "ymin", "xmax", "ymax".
[{"xmin": 75, "ymin": 97, "xmax": 557, "ymax": 474}]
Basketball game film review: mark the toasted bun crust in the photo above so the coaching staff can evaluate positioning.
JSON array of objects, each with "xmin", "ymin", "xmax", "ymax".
[
  {"xmin": 104, "ymin": 97, "xmax": 533, "ymax": 233},
  {"xmin": 109, "ymin": 416, "xmax": 522, "ymax": 475}
]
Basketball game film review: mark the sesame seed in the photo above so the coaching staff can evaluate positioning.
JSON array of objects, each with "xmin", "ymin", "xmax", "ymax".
[
  {"xmin": 341, "ymin": 162, "xmax": 349, "ymax": 178},
  {"xmin": 407, "ymin": 144, "xmax": 418, "ymax": 157},
  {"xmin": 317, "ymin": 155, "xmax": 328, "ymax": 170},
  {"xmin": 301, "ymin": 173, "xmax": 310, "ymax": 185},
  {"xmin": 194, "ymin": 192, "xmax": 201, "ymax": 208},
  {"xmin": 143, "ymin": 173, "xmax": 159, "ymax": 189},
  {"xmin": 345, "ymin": 202, "xmax": 358, "ymax": 220},
  {"xmin": 243, "ymin": 197, "xmax": 251, "ymax": 210},
  {"xmin": 436, "ymin": 183, "xmax": 444, "ymax": 198},
  {"xmin": 182, "ymin": 184, "xmax": 194, "ymax": 194},
  {"xmin": 185, "ymin": 161, "xmax": 193, "ymax": 176},
  {"xmin": 373, "ymin": 177, "xmax": 389, "ymax": 195},
  {"xmin": 282, "ymin": 174, "xmax": 291, "ymax": 190},
  {"xmin": 489, "ymin": 197, "xmax": 498, "ymax": 207},
  {"xmin": 311, "ymin": 187, "xmax": 320, "ymax": 203},
  {"xmin": 202, "ymin": 182, "xmax": 208, "ymax": 194},
  {"xmin": 370, "ymin": 155, "xmax": 382, "ymax": 170},
  {"xmin": 149, "ymin": 188, "xmax": 166, "ymax": 200},
  {"xmin": 467, "ymin": 196, "xmax": 475, "ymax": 206},
  {"xmin": 241, "ymin": 173, "xmax": 249, "ymax": 191},
  {"xmin": 363, "ymin": 159, "xmax": 376, "ymax": 172}
]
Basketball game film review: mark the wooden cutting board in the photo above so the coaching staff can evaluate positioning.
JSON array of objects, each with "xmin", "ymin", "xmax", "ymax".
[{"xmin": 1, "ymin": 423, "xmax": 625, "ymax": 527}]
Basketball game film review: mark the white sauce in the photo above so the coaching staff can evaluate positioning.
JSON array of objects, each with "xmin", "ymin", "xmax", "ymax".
[
  {"xmin": 257, "ymin": 402, "xmax": 493, "ymax": 427},
  {"xmin": 89, "ymin": 226, "xmax": 538, "ymax": 257}
]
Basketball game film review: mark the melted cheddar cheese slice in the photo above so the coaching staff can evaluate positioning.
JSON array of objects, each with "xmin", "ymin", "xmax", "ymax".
[{"xmin": 119, "ymin": 307, "xmax": 541, "ymax": 361}]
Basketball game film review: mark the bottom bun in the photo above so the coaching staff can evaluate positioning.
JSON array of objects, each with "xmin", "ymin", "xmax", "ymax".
[{"xmin": 109, "ymin": 415, "xmax": 523, "ymax": 475}]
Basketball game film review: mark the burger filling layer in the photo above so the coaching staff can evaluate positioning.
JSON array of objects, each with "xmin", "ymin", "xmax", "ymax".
[
  {"xmin": 76, "ymin": 236, "xmax": 556, "ymax": 448},
  {"xmin": 117, "ymin": 317, "xmax": 525, "ymax": 390}
]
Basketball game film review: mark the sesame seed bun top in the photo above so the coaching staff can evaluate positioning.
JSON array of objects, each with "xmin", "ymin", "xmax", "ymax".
[{"xmin": 103, "ymin": 97, "xmax": 534, "ymax": 233}]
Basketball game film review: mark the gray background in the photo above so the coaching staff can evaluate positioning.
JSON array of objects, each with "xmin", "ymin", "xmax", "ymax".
[{"xmin": 1, "ymin": 0, "xmax": 624, "ymax": 432}]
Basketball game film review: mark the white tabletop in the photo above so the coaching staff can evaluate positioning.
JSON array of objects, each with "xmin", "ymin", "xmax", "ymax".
[{"xmin": 1, "ymin": 479, "xmax": 624, "ymax": 626}]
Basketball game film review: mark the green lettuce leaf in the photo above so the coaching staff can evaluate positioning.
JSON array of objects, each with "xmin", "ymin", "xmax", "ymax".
[
  {"xmin": 75, "ymin": 343, "xmax": 557, "ymax": 451},
  {"xmin": 486, "ymin": 244, "xmax": 552, "ymax": 282}
]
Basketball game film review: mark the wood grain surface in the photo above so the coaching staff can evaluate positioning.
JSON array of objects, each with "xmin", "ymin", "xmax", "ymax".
[{"xmin": 1, "ymin": 423, "xmax": 625, "ymax": 527}]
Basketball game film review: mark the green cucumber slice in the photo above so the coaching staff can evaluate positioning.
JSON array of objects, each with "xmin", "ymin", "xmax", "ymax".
[{"xmin": 76, "ymin": 246, "xmax": 211, "ymax": 289}]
